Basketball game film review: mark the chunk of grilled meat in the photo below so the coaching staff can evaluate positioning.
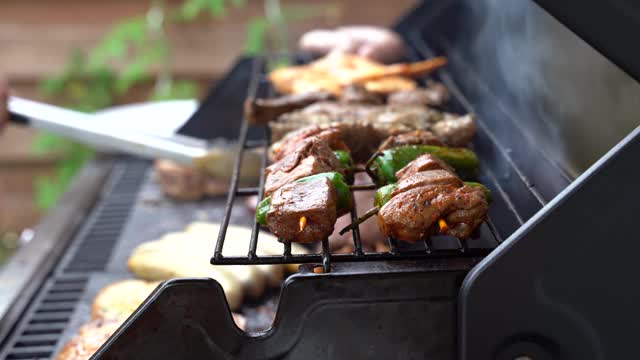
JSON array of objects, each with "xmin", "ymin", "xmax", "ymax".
[
  {"xmin": 245, "ymin": 91, "xmax": 335, "ymax": 124},
  {"xmin": 377, "ymin": 153, "xmax": 488, "ymax": 242},
  {"xmin": 270, "ymin": 102, "xmax": 476, "ymax": 157},
  {"xmin": 264, "ymin": 138, "xmax": 342, "ymax": 196},
  {"xmin": 378, "ymin": 183, "xmax": 487, "ymax": 242},
  {"xmin": 266, "ymin": 177, "xmax": 338, "ymax": 243},
  {"xmin": 387, "ymin": 80, "xmax": 450, "ymax": 107},
  {"xmin": 391, "ymin": 169, "xmax": 463, "ymax": 196},
  {"xmin": 431, "ymin": 113, "xmax": 476, "ymax": 147},
  {"xmin": 269, "ymin": 126, "xmax": 349, "ymax": 162},
  {"xmin": 270, "ymin": 102, "xmax": 443, "ymax": 140},
  {"xmin": 394, "ymin": 153, "xmax": 455, "ymax": 181},
  {"xmin": 378, "ymin": 129, "xmax": 444, "ymax": 152},
  {"xmin": 339, "ymin": 84, "xmax": 384, "ymax": 105}
]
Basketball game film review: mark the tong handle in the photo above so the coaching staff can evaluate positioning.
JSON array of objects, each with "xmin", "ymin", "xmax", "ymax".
[{"xmin": 8, "ymin": 109, "xmax": 29, "ymax": 125}]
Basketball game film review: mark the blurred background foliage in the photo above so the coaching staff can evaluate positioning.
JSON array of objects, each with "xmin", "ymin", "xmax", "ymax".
[{"xmin": 34, "ymin": 0, "xmax": 336, "ymax": 209}]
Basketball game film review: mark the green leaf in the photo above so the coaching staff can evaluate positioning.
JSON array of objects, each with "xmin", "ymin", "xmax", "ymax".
[
  {"xmin": 151, "ymin": 80, "xmax": 199, "ymax": 101},
  {"xmin": 230, "ymin": 0, "xmax": 247, "ymax": 7},
  {"xmin": 89, "ymin": 17, "xmax": 147, "ymax": 69},
  {"xmin": 179, "ymin": 0, "xmax": 207, "ymax": 20},
  {"xmin": 209, "ymin": 0, "xmax": 227, "ymax": 18},
  {"xmin": 245, "ymin": 18, "xmax": 268, "ymax": 55},
  {"xmin": 116, "ymin": 60, "xmax": 148, "ymax": 94}
]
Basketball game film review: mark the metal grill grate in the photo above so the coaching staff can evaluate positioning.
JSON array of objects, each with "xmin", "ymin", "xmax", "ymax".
[
  {"xmin": 0, "ymin": 158, "xmax": 147, "ymax": 360},
  {"xmin": 211, "ymin": 56, "xmax": 523, "ymax": 272}
]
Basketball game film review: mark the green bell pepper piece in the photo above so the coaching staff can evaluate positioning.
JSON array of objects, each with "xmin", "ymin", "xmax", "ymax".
[{"xmin": 374, "ymin": 145, "xmax": 479, "ymax": 184}]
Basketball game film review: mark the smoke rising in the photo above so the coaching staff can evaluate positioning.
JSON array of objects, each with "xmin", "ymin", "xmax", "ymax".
[{"xmin": 462, "ymin": 0, "xmax": 640, "ymax": 176}]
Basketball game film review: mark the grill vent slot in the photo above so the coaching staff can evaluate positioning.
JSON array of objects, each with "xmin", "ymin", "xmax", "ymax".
[
  {"xmin": 2, "ymin": 276, "xmax": 87, "ymax": 360},
  {"xmin": 0, "ymin": 159, "xmax": 147, "ymax": 360},
  {"xmin": 59, "ymin": 160, "xmax": 147, "ymax": 274}
]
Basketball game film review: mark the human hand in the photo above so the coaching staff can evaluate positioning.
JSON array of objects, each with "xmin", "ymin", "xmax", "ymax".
[{"xmin": 0, "ymin": 77, "xmax": 8, "ymax": 133}]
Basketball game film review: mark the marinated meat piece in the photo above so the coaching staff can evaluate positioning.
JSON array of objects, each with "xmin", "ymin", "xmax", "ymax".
[
  {"xmin": 431, "ymin": 113, "xmax": 476, "ymax": 147},
  {"xmin": 270, "ymin": 101, "xmax": 443, "ymax": 141},
  {"xmin": 378, "ymin": 185, "xmax": 457, "ymax": 242},
  {"xmin": 264, "ymin": 139, "xmax": 341, "ymax": 196},
  {"xmin": 245, "ymin": 91, "xmax": 334, "ymax": 124},
  {"xmin": 271, "ymin": 102, "xmax": 444, "ymax": 161},
  {"xmin": 339, "ymin": 84, "xmax": 383, "ymax": 104},
  {"xmin": 378, "ymin": 129, "xmax": 444, "ymax": 151},
  {"xmin": 266, "ymin": 177, "xmax": 338, "ymax": 243},
  {"xmin": 391, "ymin": 169, "xmax": 463, "ymax": 196},
  {"xmin": 378, "ymin": 183, "xmax": 487, "ymax": 242},
  {"xmin": 270, "ymin": 122, "xmax": 385, "ymax": 164},
  {"xmin": 395, "ymin": 153, "xmax": 455, "ymax": 181},
  {"xmin": 387, "ymin": 80, "xmax": 450, "ymax": 107},
  {"xmin": 269, "ymin": 126, "xmax": 349, "ymax": 162},
  {"xmin": 443, "ymin": 185, "xmax": 488, "ymax": 239}
]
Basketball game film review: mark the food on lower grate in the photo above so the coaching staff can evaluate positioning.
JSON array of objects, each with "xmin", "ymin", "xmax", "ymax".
[
  {"xmin": 154, "ymin": 159, "xmax": 230, "ymax": 200},
  {"xmin": 155, "ymin": 145, "xmax": 262, "ymax": 201},
  {"xmin": 91, "ymin": 279, "xmax": 160, "ymax": 321},
  {"xmin": 54, "ymin": 317, "xmax": 125, "ymax": 360},
  {"xmin": 245, "ymin": 90, "xmax": 334, "ymax": 124},
  {"xmin": 54, "ymin": 310, "xmax": 246, "ymax": 360},
  {"xmin": 264, "ymin": 138, "xmax": 348, "ymax": 196},
  {"xmin": 128, "ymin": 223, "xmax": 308, "ymax": 309},
  {"xmin": 387, "ymin": 80, "xmax": 450, "ymax": 107},
  {"xmin": 258, "ymin": 172, "xmax": 352, "ymax": 243},
  {"xmin": 268, "ymin": 53, "xmax": 447, "ymax": 96}
]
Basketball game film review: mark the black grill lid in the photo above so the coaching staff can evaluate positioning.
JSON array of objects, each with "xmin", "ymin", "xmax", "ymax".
[{"xmin": 397, "ymin": 1, "xmax": 640, "ymax": 358}]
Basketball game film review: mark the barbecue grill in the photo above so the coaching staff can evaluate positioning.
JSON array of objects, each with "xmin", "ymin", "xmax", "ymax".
[{"xmin": 1, "ymin": 0, "xmax": 639, "ymax": 359}]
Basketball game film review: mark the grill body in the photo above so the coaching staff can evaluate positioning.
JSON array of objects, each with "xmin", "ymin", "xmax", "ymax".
[
  {"xmin": 2, "ymin": 0, "xmax": 640, "ymax": 359},
  {"xmin": 94, "ymin": 262, "xmax": 474, "ymax": 360}
]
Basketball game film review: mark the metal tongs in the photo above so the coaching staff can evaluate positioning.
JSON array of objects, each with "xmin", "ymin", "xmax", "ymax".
[
  {"xmin": 8, "ymin": 96, "xmax": 210, "ymax": 165},
  {"xmin": 7, "ymin": 96, "xmax": 262, "ymax": 179}
]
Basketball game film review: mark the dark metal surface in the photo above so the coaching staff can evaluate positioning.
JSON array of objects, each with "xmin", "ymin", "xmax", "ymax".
[
  {"xmin": 461, "ymin": 127, "xmax": 640, "ymax": 359},
  {"xmin": 400, "ymin": 0, "xmax": 640, "ymax": 358},
  {"xmin": 0, "ymin": 159, "xmax": 148, "ymax": 360},
  {"xmin": 93, "ymin": 260, "xmax": 478, "ymax": 360},
  {"xmin": 0, "ymin": 159, "xmax": 112, "ymax": 345}
]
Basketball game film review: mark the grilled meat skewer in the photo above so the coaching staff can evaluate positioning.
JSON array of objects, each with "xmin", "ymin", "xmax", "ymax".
[
  {"xmin": 264, "ymin": 138, "xmax": 349, "ymax": 196},
  {"xmin": 257, "ymin": 172, "xmax": 352, "ymax": 243},
  {"xmin": 245, "ymin": 91, "xmax": 335, "ymax": 124},
  {"xmin": 341, "ymin": 153, "xmax": 489, "ymax": 242},
  {"xmin": 270, "ymin": 103, "xmax": 477, "ymax": 162}
]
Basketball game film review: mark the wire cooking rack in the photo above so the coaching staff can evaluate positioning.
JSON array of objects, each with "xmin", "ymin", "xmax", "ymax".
[{"xmin": 211, "ymin": 56, "xmax": 500, "ymax": 273}]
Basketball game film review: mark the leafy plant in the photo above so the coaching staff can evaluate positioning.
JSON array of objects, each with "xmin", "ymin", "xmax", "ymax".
[{"xmin": 34, "ymin": 0, "xmax": 335, "ymax": 209}]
